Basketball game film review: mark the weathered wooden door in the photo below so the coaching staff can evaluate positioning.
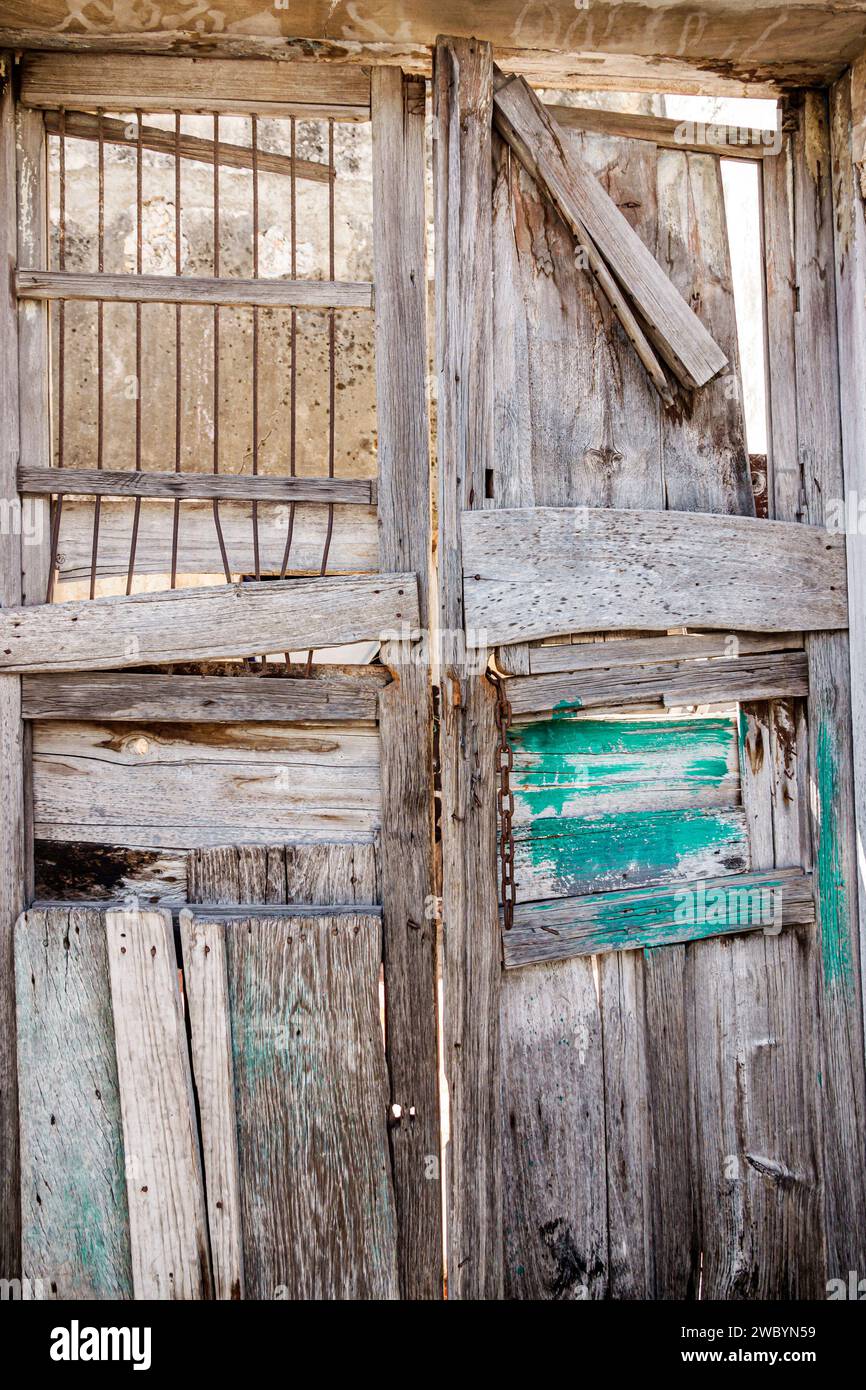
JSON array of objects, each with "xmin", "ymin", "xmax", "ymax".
[{"xmin": 435, "ymin": 38, "xmax": 866, "ymax": 1300}]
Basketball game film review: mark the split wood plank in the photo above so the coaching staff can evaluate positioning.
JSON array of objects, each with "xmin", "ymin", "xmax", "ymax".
[
  {"xmin": 187, "ymin": 908, "xmax": 399, "ymax": 1299},
  {"xmin": 372, "ymin": 67, "xmax": 442, "ymax": 1300},
  {"xmin": 527, "ymin": 631, "xmax": 803, "ymax": 675},
  {"xmin": 0, "ymin": 572, "xmax": 418, "ymax": 673},
  {"xmin": 15, "ymin": 907, "xmax": 133, "ymax": 1298},
  {"xmin": 35, "ymin": 840, "xmax": 189, "ymax": 906},
  {"xmin": 434, "ymin": 35, "xmax": 503, "ymax": 1301},
  {"xmin": 32, "ymin": 719, "xmax": 381, "ymax": 848},
  {"xmin": 188, "ymin": 842, "xmax": 380, "ymax": 909},
  {"xmin": 462, "ymin": 506, "xmax": 846, "ymax": 646},
  {"xmin": 547, "ymin": 103, "xmax": 781, "ymax": 160},
  {"xmin": 16, "ymin": 271, "xmax": 373, "ymax": 311},
  {"xmin": 505, "ymin": 651, "xmax": 809, "ymax": 715},
  {"xmin": 21, "ymin": 54, "xmax": 372, "ymax": 120},
  {"xmin": 491, "ymin": 67, "xmax": 727, "ymax": 389},
  {"xmin": 43, "ymin": 109, "xmax": 333, "ymax": 184},
  {"xmin": 104, "ymin": 908, "xmax": 211, "ymax": 1299},
  {"xmin": 21, "ymin": 670, "xmax": 385, "ymax": 722},
  {"xmin": 178, "ymin": 914, "xmax": 243, "ymax": 1301},
  {"xmin": 18, "ymin": 466, "xmax": 373, "ymax": 506},
  {"xmin": 504, "ymin": 868, "xmax": 814, "ymax": 968}
]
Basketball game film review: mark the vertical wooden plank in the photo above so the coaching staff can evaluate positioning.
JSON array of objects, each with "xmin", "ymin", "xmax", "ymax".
[
  {"xmin": 16, "ymin": 106, "xmax": 51, "ymax": 611},
  {"xmin": 15, "ymin": 907, "xmax": 133, "ymax": 1298},
  {"xmin": 224, "ymin": 911, "xmax": 399, "ymax": 1300},
  {"xmin": 434, "ymin": 34, "xmax": 502, "ymax": 1300},
  {"xmin": 105, "ymin": 908, "xmax": 212, "ymax": 1299},
  {"xmin": 371, "ymin": 67, "xmax": 442, "ymax": 1300},
  {"xmin": 791, "ymin": 90, "xmax": 866, "ymax": 1283},
  {"xmin": 178, "ymin": 912, "xmax": 244, "ymax": 1301},
  {"xmin": 0, "ymin": 58, "xmax": 24, "ymax": 1280}
]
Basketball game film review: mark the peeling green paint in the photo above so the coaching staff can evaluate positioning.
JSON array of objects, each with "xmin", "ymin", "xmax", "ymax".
[{"xmin": 814, "ymin": 720, "xmax": 853, "ymax": 993}]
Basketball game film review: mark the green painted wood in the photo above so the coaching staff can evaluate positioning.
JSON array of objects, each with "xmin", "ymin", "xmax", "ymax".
[
  {"xmin": 15, "ymin": 907, "xmax": 133, "ymax": 1298},
  {"xmin": 504, "ymin": 869, "xmax": 815, "ymax": 968}
]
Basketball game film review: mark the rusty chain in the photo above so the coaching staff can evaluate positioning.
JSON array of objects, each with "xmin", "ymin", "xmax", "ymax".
[{"xmin": 490, "ymin": 670, "xmax": 517, "ymax": 931}]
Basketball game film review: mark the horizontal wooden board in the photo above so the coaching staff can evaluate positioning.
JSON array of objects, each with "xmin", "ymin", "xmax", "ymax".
[
  {"xmin": 506, "ymin": 651, "xmax": 810, "ymax": 714},
  {"xmin": 32, "ymin": 719, "xmax": 381, "ymax": 848},
  {"xmin": 463, "ymin": 507, "xmax": 847, "ymax": 646},
  {"xmin": 21, "ymin": 54, "xmax": 372, "ymax": 119},
  {"xmin": 53, "ymin": 498, "xmax": 378, "ymax": 586},
  {"xmin": 526, "ymin": 631, "xmax": 804, "ymax": 676},
  {"xmin": 0, "ymin": 572, "xmax": 418, "ymax": 672},
  {"xmin": 16, "ymin": 271, "xmax": 373, "ymax": 310},
  {"xmin": 43, "ymin": 109, "xmax": 333, "ymax": 183},
  {"xmin": 22, "ymin": 670, "xmax": 386, "ymax": 722},
  {"xmin": 548, "ymin": 103, "xmax": 781, "ymax": 160},
  {"xmin": 504, "ymin": 868, "xmax": 815, "ymax": 967},
  {"xmin": 18, "ymin": 466, "xmax": 373, "ymax": 506}
]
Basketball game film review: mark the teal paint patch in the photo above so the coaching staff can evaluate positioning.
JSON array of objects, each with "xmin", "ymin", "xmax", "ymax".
[
  {"xmin": 568, "ymin": 878, "xmax": 784, "ymax": 953},
  {"xmin": 815, "ymin": 720, "xmax": 853, "ymax": 993}
]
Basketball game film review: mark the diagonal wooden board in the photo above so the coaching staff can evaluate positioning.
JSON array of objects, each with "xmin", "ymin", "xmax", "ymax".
[
  {"xmin": 462, "ymin": 506, "xmax": 847, "ymax": 645},
  {"xmin": 0, "ymin": 572, "xmax": 418, "ymax": 672}
]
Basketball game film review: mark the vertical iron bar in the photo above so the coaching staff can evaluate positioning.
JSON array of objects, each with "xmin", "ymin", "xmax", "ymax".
[
  {"xmin": 251, "ymin": 113, "xmax": 261, "ymax": 581},
  {"xmin": 89, "ymin": 109, "xmax": 105, "ymax": 599},
  {"xmin": 170, "ymin": 111, "xmax": 182, "ymax": 589},
  {"xmin": 125, "ymin": 109, "xmax": 144, "ymax": 594},
  {"xmin": 279, "ymin": 115, "xmax": 298, "ymax": 586},
  {"xmin": 46, "ymin": 109, "xmax": 67, "ymax": 603},
  {"xmin": 212, "ymin": 111, "xmax": 232, "ymax": 583}
]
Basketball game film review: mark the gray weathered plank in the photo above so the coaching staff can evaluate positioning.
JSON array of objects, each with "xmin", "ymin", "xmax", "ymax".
[
  {"xmin": 492, "ymin": 68, "xmax": 727, "ymax": 389},
  {"xmin": 16, "ymin": 270, "xmax": 373, "ymax": 311},
  {"xmin": 105, "ymin": 908, "xmax": 211, "ymax": 1299},
  {"xmin": 0, "ymin": 572, "xmax": 419, "ymax": 673},
  {"xmin": 527, "ymin": 631, "xmax": 803, "ymax": 676},
  {"xmin": 18, "ymin": 466, "xmax": 373, "ymax": 506},
  {"xmin": 547, "ymin": 103, "xmax": 780, "ymax": 159},
  {"xmin": 22, "ymin": 671, "xmax": 385, "ymax": 723},
  {"xmin": 15, "ymin": 907, "xmax": 133, "ymax": 1298},
  {"xmin": 462, "ymin": 506, "xmax": 846, "ymax": 645},
  {"xmin": 372, "ymin": 67, "xmax": 442, "ymax": 1300}
]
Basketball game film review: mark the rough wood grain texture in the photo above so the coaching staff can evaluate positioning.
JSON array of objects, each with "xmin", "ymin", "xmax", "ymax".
[
  {"xmin": 0, "ymin": 572, "xmax": 418, "ymax": 672},
  {"xmin": 500, "ymin": 957, "xmax": 607, "ymax": 1299},
  {"xmin": 506, "ymin": 652, "xmax": 809, "ymax": 715},
  {"xmin": 21, "ymin": 53, "xmax": 372, "ymax": 118},
  {"xmin": 434, "ymin": 34, "xmax": 503, "ymax": 1301},
  {"xmin": 548, "ymin": 103, "xmax": 781, "ymax": 159},
  {"xmin": 492, "ymin": 68, "xmax": 727, "ymax": 390},
  {"xmin": 105, "ymin": 908, "xmax": 211, "ymax": 1299},
  {"xmin": 0, "ymin": 67, "xmax": 23, "ymax": 1281},
  {"xmin": 22, "ymin": 670, "xmax": 385, "ymax": 723},
  {"xmin": 527, "ymin": 631, "xmax": 803, "ymax": 675},
  {"xmin": 52, "ymin": 497, "xmax": 378, "ymax": 586},
  {"xmin": 15, "ymin": 907, "xmax": 133, "ymax": 1298},
  {"xmin": 18, "ymin": 466, "xmax": 373, "ymax": 506},
  {"xmin": 16, "ymin": 270, "xmax": 373, "ymax": 310},
  {"xmin": 505, "ymin": 869, "xmax": 814, "ymax": 967},
  {"xmin": 178, "ymin": 913, "xmax": 243, "ymax": 1300},
  {"xmin": 462, "ymin": 506, "xmax": 846, "ymax": 646},
  {"xmin": 372, "ymin": 68, "xmax": 442, "ymax": 1300},
  {"xmin": 43, "ymin": 109, "xmax": 333, "ymax": 183},
  {"xmin": 790, "ymin": 91, "xmax": 866, "ymax": 1282},
  {"xmin": 32, "ymin": 719, "xmax": 381, "ymax": 847},
  {"xmin": 188, "ymin": 843, "xmax": 380, "ymax": 908},
  {"xmin": 35, "ymin": 840, "xmax": 188, "ymax": 905}
]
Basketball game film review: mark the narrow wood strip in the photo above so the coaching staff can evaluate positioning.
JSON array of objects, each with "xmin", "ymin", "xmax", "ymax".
[
  {"xmin": 504, "ymin": 868, "xmax": 814, "ymax": 968},
  {"xmin": 22, "ymin": 671, "xmax": 383, "ymax": 722},
  {"xmin": 181, "ymin": 902, "xmax": 383, "ymax": 919},
  {"xmin": 43, "ymin": 109, "xmax": 333, "ymax": 184},
  {"xmin": 178, "ymin": 912, "xmax": 243, "ymax": 1301},
  {"xmin": 0, "ymin": 572, "xmax": 419, "ymax": 673},
  {"xmin": 506, "ymin": 651, "xmax": 809, "ymax": 715},
  {"xmin": 16, "ymin": 270, "xmax": 373, "ymax": 310},
  {"xmin": 527, "ymin": 631, "xmax": 803, "ymax": 675},
  {"xmin": 548, "ymin": 103, "xmax": 780, "ymax": 159},
  {"xmin": 18, "ymin": 465, "xmax": 373, "ymax": 506},
  {"xmin": 105, "ymin": 907, "xmax": 212, "ymax": 1299}
]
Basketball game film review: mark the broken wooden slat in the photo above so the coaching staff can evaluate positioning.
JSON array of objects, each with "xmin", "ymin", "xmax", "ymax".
[
  {"xmin": 462, "ymin": 506, "xmax": 846, "ymax": 646},
  {"xmin": 492, "ymin": 68, "xmax": 728, "ymax": 389},
  {"xmin": 21, "ymin": 54, "xmax": 372, "ymax": 120},
  {"xmin": 0, "ymin": 572, "xmax": 418, "ymax": 673},
  {"xmin": 15, "ymin": 907, "xmax": 134, "ymax": 1298},
  {"xmin": 105, "ymin": 907, "xmax": 211, "ymax": 1299},
  {"xmin": 43, "ymin": 109, "xmax": 333, "ymax": 184},
  {"xmin": 16, "ymin": 271, "xmax": 373, "ymax": 311},
  {"xmin": 34, "ymin": 840, "xmax": 188, "ymax": 905},
  {"xmin": 18, "ymin": 466, "xmax": 374, "ymax": 506},
  {"xmin": 547, "ymin": 103, "xmax": 780, "ymax": 160},
  {"xmin": 527, "ymin": 631, "xmax": 803, "ymax": 675},
  {"xmin": 32, "ymin": 719, "xmax": 381, "ymax": 848},
  {"xmin": 504, "ymin": 868, "xmax": 814, "ymax": 968},
  {"xmin": 21, "ymin": 671, "xmax": 384, "ymax": 723},
  {"xmin": 178, "ymin": 914, "xmax": 243, "ymax": 1301},
  {"xmin": 505, "ymin": 650, "xmax": 810, "ymax": 715}
]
